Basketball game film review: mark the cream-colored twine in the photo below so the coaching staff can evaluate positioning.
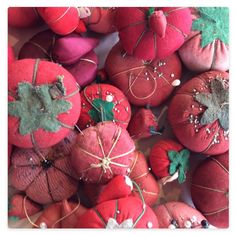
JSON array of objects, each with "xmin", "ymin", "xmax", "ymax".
[
  {"xmin": 211, "ymin": 157, "xmax": 229, "ymax": 174},
  {"xmin": 47, "ymin": 7, "xmax": 71, "ymax": 24},
  {"xmin": 192, "ymin": 183, "xmax": 227, "ymax": 194},
  {"xmin": 203, "ymin": 207, "xmax": 229, "ymax": 216},
  {"xmin": 79, "ymin": 58, "xmax": 97, "ymax": 65}
]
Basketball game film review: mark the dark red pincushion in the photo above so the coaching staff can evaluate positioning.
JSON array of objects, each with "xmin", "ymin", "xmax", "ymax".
[
  {"xmin": 71, "ymin": 122, "xmax": 135, "ymax": 184},
  {"xmin": 76, "ymin": 196, "xmax": 159, "ymax": 228},
  {"xmin": 8, "ymin": 59, "xmax": 81, "ymax": 148},
  {"xmin": 8, "ymin": 44, "xmax": 15, "ymax": 64},
  {"xmin": 168, "ymin": 71, "xmax": 229, "ymax": 155},
  {"xmin": 9, "ymin": 138, "xmax": 79, "ymax": 204},
  {"xmin": 83, "ymin": 7, "xmax": 117, "ymax": 33},
  {"xmin": 191, "ymin": 152, "xmax": 229, "ymax": 228},
  {"xmin": 8, "ymin": 7, "xmax": 41, "ymax": 28},
  {"xmin": 77, "ymin": 83, "xmax": 131, "ymax": 130},
  {"xmin": 115, "ymin": 7, "xmax": 192, "ymax": 60},
  {"xmin": 34, "ymin": 200, "xmax": 87, "ymax": 228},
  {"xmin": 149, "ymin": 139, "xmax": 184, "ymax": 178},
  {"xmin": 153, "ymin": 201, "xmax": 206, "ymax": 228},
  {"xmin": 105, "ymin": 42, "xmax": 182, "ymax": 107}
]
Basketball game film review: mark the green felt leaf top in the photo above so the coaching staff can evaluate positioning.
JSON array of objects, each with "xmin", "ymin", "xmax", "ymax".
[
  {"xmin": 192, "ymin": 7, "xmax": 229, "ymax": 47},
  {"xmin": 88, "ymin": 98, "xmax": 114, "ymax": 123},
  {"xmin": 167, "ymin": 149, "xmax": 190, "ymax": 184},
  {"xmin": 195, "ymin": 79, "xmax": 229, "ymax": 131},
  {"xmin": 148, "ymin": 7, "xmax": 155, "ymax": 16},
  {"xmin": 8, "ymin": 82, "xmax": 71, "ymax": 135}
]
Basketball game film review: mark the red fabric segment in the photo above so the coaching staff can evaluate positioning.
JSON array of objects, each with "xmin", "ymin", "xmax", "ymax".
[
  {"xmin": 105, "ymin": 42, "xmax": 182, "ymax": 107},
  {"xmin": 8, "ymin": 45, "xmax": 15, "ymax": 64},
  {"xmin": 168, "ymin": 71, "xmax": 229, "ymax": 155},
  {"xmin": 191, "ymin": 152, "xmax": 229, "ymax": 228},
  {"xmin": 150, "ymin": 139, "xmax": 184, "ymax": 178}
]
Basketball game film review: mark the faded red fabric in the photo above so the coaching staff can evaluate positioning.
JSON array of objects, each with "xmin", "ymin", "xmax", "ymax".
[
  {"xmin": 8, "ymin": 59, "xmax": 81, "ymax": 148},
  {"xmin": 179, "ymin": 8, "xmax": 229, "ymax": 72},
  {"xmin": 71, "ymin": 122, "xmax": 135, "ymax": 184},
  {"xmin": 34, "ymin": 200, "xmax": 87, "ymax": 228},
  {"xmin": 8, "ymin": 193, "xmax": 42, "ymax": 219},
  {"xmin": 154, "ymin": 201, "xmax": 206, "ymax": 228},
  {"xmin": 37, "ymin": 7, "xmax": 81, "ymax": 35},
  {"xmin": 83, "ymin": 7, "xmax": 117, "ymax": 33},
  {"xmin": 8, "ymin": 45, "xmax": 15, "ymax": 64},
  {"xmin": 115, "ymin": 7, "xmax": 192, "ymax": 60},
  {"xmin": 9, "ymin": 137, "xmax": 79, "ymax": 204},
  {"xmin": 77, "ymin": 83, "xmax": 131, "ymax": 130},
  {"xmin": 127, "ymin": 108, "xmax": 158, "ymax": 139},
  {"xmin": 128, "ymin": 151, "xmax": 159, "ymax": 206},
  {"xmin": 168, "ymin": 71, "xmax": 229, "ymax": 155},
  {"xmin": 8, "ymin": 7, "xmax": 41, "ymax": 28},
  {"xmin": 19, "ymin": 30, "xmax": 98, "ymax": 88},
  {"xmin": 8, "ymin": 144, "xmax": 12, "ymax": 169},
  {"xmin": 191, "ymin": 152, "xmax": 229, "ymax": 228},
  {"xmin": 105, "ymin": 43, "xmax": 182, "ymax": 106},
  {"xmin": 149, "ymin": 139, "xmax": 184, "ymax": 178},
  {"xmin": 76, "ymin": 196, "xmax": 159, "ymax": 228}
]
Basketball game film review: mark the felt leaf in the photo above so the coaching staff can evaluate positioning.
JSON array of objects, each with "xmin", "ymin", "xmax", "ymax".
[
  {"xmin": 195, "ymin": 79, "xmax": 229, "ymax": 131},
  {"xmin": 178, "ymin": 166, "xmax": 186, "ymax": 183},
  {"xmin": 169, "ymin": 162, "xmax": 177, "ymax": 175},
  {"xmin": 88, "ymin": 98, "xmax": 114, "ymax": 123},
  {"xmin": 8, "ymin": 81, "xmax": 72, "ymax": 135},
  {"xmin": 148, "ymin": 7, "xmax": 155, "ymax": 16},
  {"xmin": 192, "ymin": 7, "xmax": 229, "ymax": 47},
  {"xmin": 167, "ymin": 150, "xmax": 178, "ymax": 162}
]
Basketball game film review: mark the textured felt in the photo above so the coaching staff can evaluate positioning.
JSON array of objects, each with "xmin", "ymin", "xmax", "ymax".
[
  {"xmin": 71, "ymin": 122, "xmax": 135, "ymax": 184},
  {"xmin": 8, "ymin": 7, "xmax": 41, "ymax": 28},
  {"xmin": 127, "ymin": 108, "xmax": 159, "ymax": 139},
  {"xmin": 179, "ymin": 7, "xmax": 229, "ymax": 72},
  {"xmin": 115, "ymin": 7, "xmax": 192, "ymax": 60},
  {"xmin": 76, "ymin": 196, "xmax": 159, "ymax": 228},
  {"xmin": 168, "ymin": 71, "xmax": 229, "ymax": 155},
  {"xmin": 52, "ymin": 33, "xmax": 99, "ymax": 65},
  {"xmin": 19, "ymin": 30, "xmax": 98, "ymax": 88},
  {"xmin": 191, "ymin": 152, "xmax": 229, "ymax": 228},
  {"xmin": 83, "ymin": 7, "xmax": 117, "ymax": 33},
  {"xmin": 34, "ymin": 200, "xmax": 87, "ymax": 228},
  {"xmin": 8, "ymin": 193, "xmax": 42, "ymax": 220},
  {"xmin": 77, "ymin": 84, "xmax": 131, "ymax": 130},
  {"xmin": 149, "ymin": 139, "xmax": 189, "ymax": 183},
  {"xmin": 105, "ymin": 42, "xmax": 182, "ymax": 107},
  {"xmin": 8, "ymin": 44, "xmax": 15, "ymax": 64},
  {"xmin": 37, "ymin": 7, "xmax": 80, "ymax": 35},
  {"xmin": 9, "ymin": 136, "xmax": 79, "ymax": 204},
  {"xmin": 8, "ymin": 59, "xmax": 81, "ymax": 148},
  {"xmin": 8, "ymin": 144, "xmax": 12, "ymax": 169},
  {"xmin": 128, "ymin": 151, "xmax": 159, "ymax": 206},
  {"xmin": 153, "ymin": 201, "xmax": 206, "ymax": 228}
]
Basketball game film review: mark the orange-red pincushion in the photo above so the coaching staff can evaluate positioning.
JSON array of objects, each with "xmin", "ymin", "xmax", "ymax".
[{"xmin": 191, "ymin": 152, "xmax": 229, "ymax": 228}]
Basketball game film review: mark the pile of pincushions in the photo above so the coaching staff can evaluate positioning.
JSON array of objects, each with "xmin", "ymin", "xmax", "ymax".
[{"xmin": 8, "ymin": 7, "xmax": 229, "ymax": 229}]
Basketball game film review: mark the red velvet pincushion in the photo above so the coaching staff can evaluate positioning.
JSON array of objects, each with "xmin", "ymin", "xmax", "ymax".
[
  {"xmin": 179, "ymin": 7, "xmax": 229, "ymax": 72},
  {"xmin": 168, "ymin": 71, "xmax": 229, "ymax": 155},
  {"xmin": 77, "ymin": 83, "xmax": 131, "ymax": 130},
  {"xmin": 8, "ymin": 59, "xmax": 81, "ymax": 148},
  {"xmin": 191, "ymin": 152, "xmax": 229, "ymax": 228},
  {"xmin": 8, "ymin": 44, "xmax": 15, "ymax": 64},
  {"xmin": 149, "ymin": 139, "xmax": 190, "ymax": 184},
  {"xmin": 105, "ymin": 43, "xmax": 182, "ymax": 107},
  {"xmin": 154, "ymin": 201, "xmax": 207, "ymax": 228},
  {"xmin": 9, "ymin": 140, "xmax": 79, "ymax": 204},
  {"xmin": 115, "ymin": 7, "xmax": 192, "ymax": 60},
  {"xmin": 83, "ymin": 7, "xmax": 117, "ymax": 33},
  {"xmin": 71, "ymin": 122, "xmax": 135, "ymax": 184}
]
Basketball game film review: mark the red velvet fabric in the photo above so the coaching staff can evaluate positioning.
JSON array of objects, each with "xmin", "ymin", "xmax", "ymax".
[
  {"xmin": 37, "ymin": 7, "xmax": 80, "ymax": 35},
  {"xmin": 10, "ymin": 137, "xmax": 79, "ymax": 204},
  {"xmin": 127, "ymin": 108, "xmax": 158, "ymax": 139},
  {"xmin": 71, "ymin": 122, "xmax": 135, "ymax": 184},
  {"xmin": 8, "ymin": 7, "xmax": 41, "ymax": 28},
  {"xmin": 8, "ymin": 193, "xmax": 42, "ymax": 219},
  {"xmin": 83, "ymin": 7, "xmax": 117, "ymax": 33},
  {"xmin": 191, "ymin": 152, "xmax": 229, "ymax": 228},
  {"xmin": 179, "ymin": 8, "xmax": 229, "ymax": 72},
  {"xmin": 77, "ymin": 83, "xmax": 131, "ymax": 130},
  {"xmin": 8, "ymin": 144, "xmax": 12, "ymax": 169},
  {"xmin": 154, "ymin": 201, "xmax": 206, "ymax": 228},
  {"xmin": 8, "ymin": 45, "xmax": 15, "ymax": 64},
  {"xmin": 168, "ymin": 71, "xmax": 229, "ymax": 155},
  {"xmin": 115, "ymin": 7, "xmax": 192, "ymax": 60},
  {"xmin": 76, "ymin": 196, "xmax": 159, "ymax": 228},
  {"xmin": 34, "ymin": 200, "xmax": 87, "ymax": 228},
  {"xmin": 105, "ymin": 42, "xmax": 182, "ymax": 106},
  {"xmin": 150, "ymin": 139, "xmax": 184, "ymax": 178},
  {"xmin": 8, "ymin": 59, "xmax": 81, "ymax": 148}
]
